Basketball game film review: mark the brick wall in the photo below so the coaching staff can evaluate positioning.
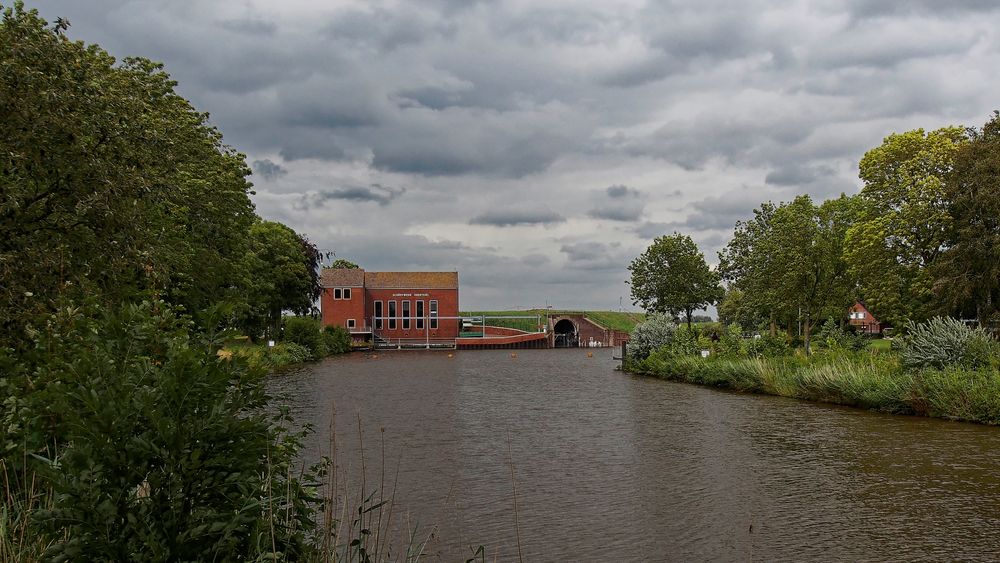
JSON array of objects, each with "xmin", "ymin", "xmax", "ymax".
[
  {"xmin": 366, "ymin": 288, "xmax": 460, "ymax": 340},
  {"xmin": 320, "ymin": 286, "xmax": 366, "ymax": 331}
]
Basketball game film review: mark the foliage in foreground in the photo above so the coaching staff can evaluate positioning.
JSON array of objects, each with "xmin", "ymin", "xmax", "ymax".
[{"xmin": 1, "ymin": 301, "xmax": 322, "ymax": 560}]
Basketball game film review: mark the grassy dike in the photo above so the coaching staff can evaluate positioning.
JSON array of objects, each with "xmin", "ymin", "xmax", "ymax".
[{"xmin": 625, "ymin": 350, "xmax": 1000, "ymax": 425}]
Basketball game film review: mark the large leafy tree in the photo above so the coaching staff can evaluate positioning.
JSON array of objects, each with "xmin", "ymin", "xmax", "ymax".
[
  {"xmin": 719, "ymin": 195, "xmax": 856, "ymax": 352},
  {"xmin": 844, "ymin": 127, "xmax": 967, "ymax": 327},
  {"xmin": 628, "ymin": 233, "xmax": 723, "ymax": 328},
  {"xmin": 934, "ymin": 112, "xmax": 1000, "ymax": 326},
  {"xmin": 242, "ymin": 220, "xmax": 322, "ymax": 338},
  {"xmin": 768, "ymin": 195, "xmax": 855, "ymax": 353},
  {"xmin": 716, "ymin": 288, "xmax": 760, "ymax": 330},
  {"xmin": 0, "ymin": 4, "xmax": 256, "ymax": 347},
  {"xmin": 718, "ymin": 202, "xmax": 785, "ymax": 334}
]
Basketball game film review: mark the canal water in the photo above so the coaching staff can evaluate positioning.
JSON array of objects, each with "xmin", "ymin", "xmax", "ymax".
[{"xmin": 269, "ymin": 349, "xmax": 1000, "ymax": 561}]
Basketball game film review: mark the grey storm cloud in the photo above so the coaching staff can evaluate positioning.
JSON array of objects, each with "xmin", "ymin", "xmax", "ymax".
[
  {"xmin": 300, "ymin": 184, "xmax": 406, "ymax": 207},
  {"xmin": 218, "ymin": 17, "xmax": 277, "ymax": 36},
  {"xmin": 470, "ymin": 208, "xmax": 566, "ymax": 227},
  {"xmin": 28, "ymin": 0, "xmax": 1000, "ymax": 308},
  {"xmin": 588, "ymin": 184, "xmax": 644, "ymax": 222},
  {"xmin": 590, "ymin": 207, "xmax": 643, "ymax": 222},
  {"xmin": 252, "ymin": 159, "xmax": 287, "ymax": 180},
  {"xmin": 606, "ymin": 185, "xmax": 641, "ymax": 199},
  {"xmin": 684, "ymin": 186, "xmax": 816, "ymax": 234},
  {"xmin": 560, "ymin": 242, "xmax": 625, "ymax": 272},
  {"xmin": 847, "ymin": 0, "xmax": 1000, "ymax": 19},
  {"xmin": 765, "ymin": 164, "xmax": 836, "ymax": 187}
]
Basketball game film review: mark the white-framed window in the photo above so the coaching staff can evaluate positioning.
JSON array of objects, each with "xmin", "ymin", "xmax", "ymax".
[
  {"xmin": 402, "ymin": 300, "xmax": 411, "ymax": 330},
  {"xmin": 416, "ymin": 300, "xmax": 424, "ymax": 329},
  {"xmin": 858, "ymin": 311, "xmax": 865, "ymax": 319},
  {"xmin": 344, "ymin": 288, "xmax": 351, "ymax": 300},
  {"xmin": 388, "ymin": 301, "xmax": 397, "ymax": 330},
  {"xmin": 347, "ymin": 318, "xmax": 356, "ymax": 329},
  {"xmin": 374, "ymin": 301, "xmax": 383, "ymax": 330},
  {"xmin": 430, "ymin": 300, "xmax": 438, "ymax": 330},
  {"xmin": 334, "ymin": 288, "xmax": 342, "ymax": 299}
]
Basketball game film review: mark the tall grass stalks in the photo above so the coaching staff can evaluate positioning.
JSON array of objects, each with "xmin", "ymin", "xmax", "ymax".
[
  {"xmin": 629, "ymin": 348, "xmax": 1000, "ymax": 425},
  {"xmin": 1, "ymin": 461, "xmax": 54, "ymax": 562}
]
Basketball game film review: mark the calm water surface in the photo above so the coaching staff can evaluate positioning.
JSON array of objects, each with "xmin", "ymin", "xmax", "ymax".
[{"xmin": 269, "ymin": 349, "xmax": 1000, "ymax": 561}]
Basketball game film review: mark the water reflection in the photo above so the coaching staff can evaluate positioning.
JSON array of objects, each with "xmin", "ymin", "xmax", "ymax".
[{"xmin": 270, "ymin": 350, "xmax": 1000, "ymax": 561}]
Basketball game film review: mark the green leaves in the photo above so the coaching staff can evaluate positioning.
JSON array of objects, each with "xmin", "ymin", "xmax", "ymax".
[
  {"xmin": 934, "ymin": 112, "xmax": 1000, "ymax": 326},
  {"xmin": 719, "ymin": 195, "xmax": 855, "ymax": 351},
  {"xmin": 0, "ymin": 3, "xmax": 256, "ymax": 347},
  {"xmin": 628, "ymin": 233, "xmax": 722, "ymax": 327},
  {"xmin": 5, "ymin": 300, "xmax": 319, "ymax": 560},
  {"xmin": 845, "ymin": 127, "xmax": 967, "ymax": 326},
  {"xmin": 240, "ymin": 221, "xmax": 323, "ymax": 339}
]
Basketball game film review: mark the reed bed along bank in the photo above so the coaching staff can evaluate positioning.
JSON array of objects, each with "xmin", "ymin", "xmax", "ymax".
[{"xmin": 626, "ymin": 351, "xmax": 1000, "ymax": 425}]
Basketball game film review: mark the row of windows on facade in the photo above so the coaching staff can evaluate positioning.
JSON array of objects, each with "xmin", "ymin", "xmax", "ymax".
[
  {"xmin": 849, "ymin": 311, "xmax": 867, "ymax": 320},
  {"xmin": 373, "ymin": 300, "xmax": 439, "ymax": 331},
  {"xmin": 332, "ymin": 288, "xmax": 352, "ymax": 300}
]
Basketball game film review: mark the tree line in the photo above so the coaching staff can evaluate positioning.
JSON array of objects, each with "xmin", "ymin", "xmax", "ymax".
[
  {"xmin": 1, "ymin": 5, "xmax": 335, "ymax": 557},
  {"xmin": 0, "ymin": 4, "xmax": 321, "ymax": 350},
  {"xmin": 631, "ymin": 113, "xmax": 1000, "ymax": 353}
]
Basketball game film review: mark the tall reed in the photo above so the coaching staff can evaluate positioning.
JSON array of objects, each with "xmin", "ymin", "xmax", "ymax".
[{"xmin": 629, "ymin": 349, "xmax": 1000, "ymax": 425}]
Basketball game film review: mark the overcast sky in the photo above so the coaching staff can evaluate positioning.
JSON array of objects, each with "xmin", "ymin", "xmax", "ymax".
[{"xmin": 30, "ymin": 0, "xmax": 1000, "ymax": 310}]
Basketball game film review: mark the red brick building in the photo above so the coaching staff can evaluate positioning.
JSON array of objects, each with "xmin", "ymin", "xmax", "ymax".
[
  {"xmin": 848, "ymin": 301, "xmax": 883, "ymax": 334},
  {"xmin": 320, "ymin": 269, "xmax": 459, "ymax": 344}
]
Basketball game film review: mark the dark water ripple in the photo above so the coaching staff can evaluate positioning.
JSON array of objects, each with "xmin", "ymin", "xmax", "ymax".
[{"xmin": 269, "ymin": 349, "xmax": 1000, "ymax": 562}]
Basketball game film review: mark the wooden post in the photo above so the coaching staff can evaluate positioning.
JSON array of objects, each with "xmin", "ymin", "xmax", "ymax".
[{"xmin": 621, "ymin": 341, "xmax": 628, "ymax": 371}]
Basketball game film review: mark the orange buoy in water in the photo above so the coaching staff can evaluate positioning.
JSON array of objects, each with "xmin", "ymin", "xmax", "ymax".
[
  {"xmin": 448, "ymin": 353, "xmax": 453, "ymax": 358},
  {"xmin": 510, "ymin": 352, "xmax": 517, "ymax": 359},
  {"xmin": 587, "ymin": 352, "xmax": 593, "ymax": 358}
]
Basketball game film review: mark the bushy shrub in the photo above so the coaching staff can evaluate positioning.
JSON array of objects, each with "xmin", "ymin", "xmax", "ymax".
[
  {"xmin": 271, "ymin": 342, "xmax": 312, "ymax": 365},
  {"xmin": 627, "ymin": 312, "xmax": 677, "ymax": 360},
  {"xmin": 2, "ymin": 301, "xmax": 320, "ymax": 560},
  {"xmin": 816, "ymin": 317, "xmax": 867, "ymax": 352},
  {"xmin": 898, "ymin": 317, "xmax": 999, "ymax": 369},
  {"xmin": 323, "ymin": 325, "xmax": 352, "ymax": 354},
  {"xmin": 744, "ymin": 333, "xmax": 791, "ymax": 358},
  {"xmin": 716, "ymin": 323, "xmax": 744, "ymax": 358},
  {"xmin": 283, "ymin": 316, "xmax": 325, "ymax": 359},
  {"xmin": 700, "ymin": 323, "xmax": 723, "ymax": 341},
  {"xmin": 669, "ymin": 325, "xmax": 701, "ymax": 357}
]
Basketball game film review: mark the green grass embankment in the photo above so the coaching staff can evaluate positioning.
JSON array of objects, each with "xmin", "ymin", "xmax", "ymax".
[
  {"xmin": 460, "ymin": 309, "xmax": 646, "ymax": 332},
  {"xmin": 627, "ymin": 351, "xmax": 1000, "ymax": 425}
]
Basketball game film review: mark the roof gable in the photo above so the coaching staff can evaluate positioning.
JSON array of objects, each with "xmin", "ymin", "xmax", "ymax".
[{"xmin": 320, "ymin": 268, "xmax": 365, "ymax": 287}]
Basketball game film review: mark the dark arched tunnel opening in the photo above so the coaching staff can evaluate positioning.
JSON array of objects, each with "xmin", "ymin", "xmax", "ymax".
[{"xmin": 553, "ymin": 319, "xmax": 579, "ymax": 348}]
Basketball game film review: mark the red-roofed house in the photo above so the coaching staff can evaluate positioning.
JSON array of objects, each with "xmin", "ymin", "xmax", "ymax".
[
  {"xmin": 320, "ymin": 268, "xmax": 460, "ymax": 344},
  {"xmin": 848, "ymin": 301, "xmax": 883, "ymax": 334}
]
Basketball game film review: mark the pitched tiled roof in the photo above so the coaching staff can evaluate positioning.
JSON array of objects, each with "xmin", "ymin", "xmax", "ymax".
[
  {"xmin": 364, "ymin": 271, "xmax": 458, "ymax": 289},
  {"xmin": 320, "ymin": 268, "xmax": 365, "ymax": 287}
]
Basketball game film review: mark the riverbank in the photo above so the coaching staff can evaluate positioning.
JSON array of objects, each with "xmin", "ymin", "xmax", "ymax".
[
  {"xmin": 224, "ymin": 320, "xmax": 355, "ymax": 371},
  {"xmin": 626, "ymin": 351, "xmax": 1000, "ymax": 425}
]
